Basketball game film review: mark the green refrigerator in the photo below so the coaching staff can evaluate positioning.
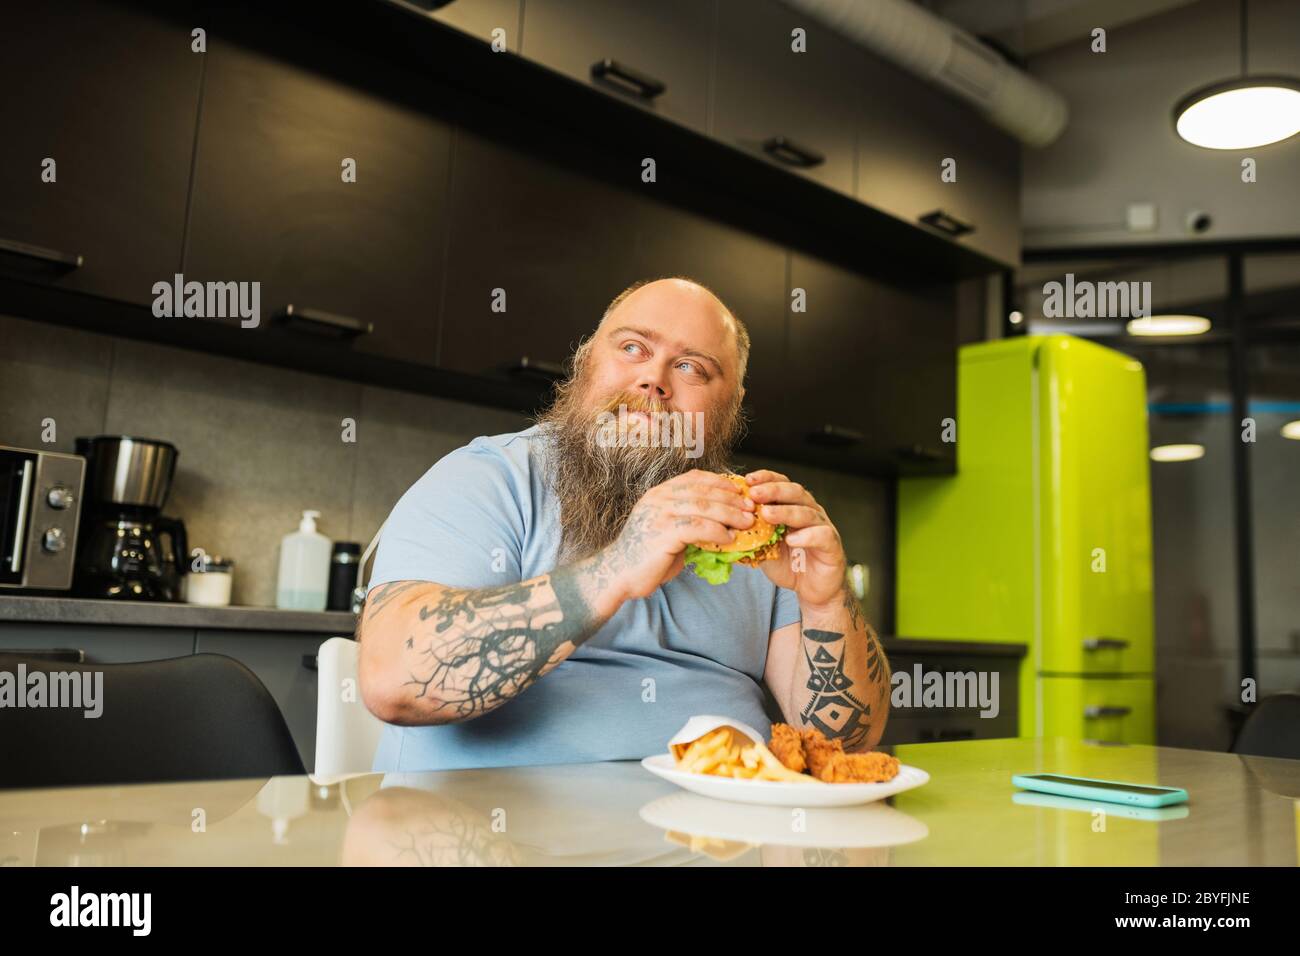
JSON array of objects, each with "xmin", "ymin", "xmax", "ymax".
[{"xmin": 897, "ymin": 335, "xmax": 1156, "ymax": 744}]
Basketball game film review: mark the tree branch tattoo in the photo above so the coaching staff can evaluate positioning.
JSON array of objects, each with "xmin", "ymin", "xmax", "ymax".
[
  {"xmin": 364, "ymin": 581, "xmax": 426, "ymax": 620},
  {"xmin": 401, "ymin": 565, "xmax": 597, "ymax": 722}
]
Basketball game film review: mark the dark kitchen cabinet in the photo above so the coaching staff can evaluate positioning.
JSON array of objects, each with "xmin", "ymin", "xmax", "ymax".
[
  {"xmin": 183, "ymin": 26, "xmax": 449, "ymax": 365},
  {"xmin": 782, "ymin": 253, "xmax": 956, "ymax": 475},
  {"xmin": 427, "ymin": 0, "xmax": 521, "ymax": 51},
  {"xmin": 877, "ymin": 641, "xmax": 1024, "ymax": 744},
  {"xmin": 521, "ymin": 0, "xmax": 714, "ymax": 133},
  {"xmin": 0, "ymin": 623, "xmax": 194, "ymax": 665},
  {"xmin": 438, "ymin": 129, "xmax": 648, "ymax": 381},
  {"xmin": 439, "ymin": 125, "xmax": 791, "ymax": 423},
  {"xmin": 857, "ymin": 64, "xmax": 1021, "ymax": 267},
  {"xmin": 629, "ymin": 203, "xmax": 788, "ymax": 436},
  {"xmin": 0, "ymin": 0, "xmax": 202, "ymax": 305},
  {"xmin": 710, "ymin": 0, "xmax": 860, "ymax": 196}
]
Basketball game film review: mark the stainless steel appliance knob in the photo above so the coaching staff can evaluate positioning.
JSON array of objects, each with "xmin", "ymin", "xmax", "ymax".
[
  {"xmin": 46, "ymin": 485, "xmax": 74, "ymax": 510},
  {"xmin": 42, "ymin": 527, "xmax": 67, "ymax": 553}
]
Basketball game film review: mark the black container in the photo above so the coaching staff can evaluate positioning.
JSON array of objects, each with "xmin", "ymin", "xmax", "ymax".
[{"xmin": 327, "ymin": 541, "xmax": 362, "ymax": 611}]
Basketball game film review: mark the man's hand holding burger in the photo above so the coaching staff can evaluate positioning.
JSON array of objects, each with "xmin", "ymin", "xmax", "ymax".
[
  {"xmin": 599, "ymin": 467, "xmax": 851, "ymax": 612},
  {"xmin": 600, "ymin": 467, "xmax": 854, "ymax": 615},
  {"xmin": 597, "ymin": 469, "xmax": 760, "ymax": 609},
  {"xmin": 742, "ymin": 469, "xmax": 848, "ymax": 611}
]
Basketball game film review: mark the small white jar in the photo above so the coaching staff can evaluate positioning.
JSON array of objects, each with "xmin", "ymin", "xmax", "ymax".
[{"xmin": 185, "ymin": 555, "xmax": 234, "ymax": 607}]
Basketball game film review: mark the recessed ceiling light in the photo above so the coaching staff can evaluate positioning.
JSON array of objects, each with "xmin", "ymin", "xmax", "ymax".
[
  {"xmin": 1127, "ymin": 315, "xmax": 1212, "ymax": 336},
  {"xmin": 1282, "ymin": 420, "xmax": 1300, "ymax": 440},
  {"xmin": 1150, "ymin": 444, "xmax": 1206, "ymax": 462},
  {"xmin": 1175, "ymin": 78, "xmax": 1300, "ymax": 149}
]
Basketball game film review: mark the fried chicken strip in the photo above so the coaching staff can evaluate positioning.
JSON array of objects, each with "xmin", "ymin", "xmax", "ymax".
[
  {"xmin": 767, "ymin": 723, "xmax": 901, "ymax": 782},
  {"xmin": 801, "ymin": 727, "xmax": 900, "ymax": 783},
  {"xmin": 768, "ymin": 723, "xmax": 806, "ymax": 773}
]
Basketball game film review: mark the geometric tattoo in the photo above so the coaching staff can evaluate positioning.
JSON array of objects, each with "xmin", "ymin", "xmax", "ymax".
[{"xmin": 799, "ymin": 627, "xmax": 874, "ymax": 750}]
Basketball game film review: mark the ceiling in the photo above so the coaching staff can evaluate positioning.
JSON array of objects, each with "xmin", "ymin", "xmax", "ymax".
[{"xmin": 922, "ymin": 0, "xmax": 1203, "ymax": 58}]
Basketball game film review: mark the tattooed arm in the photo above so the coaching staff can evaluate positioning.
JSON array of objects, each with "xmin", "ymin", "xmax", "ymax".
[
  {"xmin": 744, "ymin": 468, "xmax": 890, "ymax": 751},
  {"xmin": 358, "ymin": 469, "xmax": 752, "ymax": 726},
  {"xmin": 358, "ymin": 557, "xmax": 616, "ymax": 725},
  {"xmin": 764, "ymin": 590, "xmax": 891, "ymax": 752}
]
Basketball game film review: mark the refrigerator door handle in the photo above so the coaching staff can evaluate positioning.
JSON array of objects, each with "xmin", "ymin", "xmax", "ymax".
[
  {"xmin": 1084, "ymin": 705, "xmax": 1132, "ymax": 719},
  {"xmin": 1083, "ymin": 637, "xmax": 1130, "ymax": 651}
]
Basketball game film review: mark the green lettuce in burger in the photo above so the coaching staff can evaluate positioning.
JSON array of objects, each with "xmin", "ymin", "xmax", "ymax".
[{"xmin": 684, "ymin": 473, "xmax": 787, "ymax": 585}]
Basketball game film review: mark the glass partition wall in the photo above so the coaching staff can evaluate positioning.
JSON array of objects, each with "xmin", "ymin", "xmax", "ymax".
[
  {"xmin": 1244, "ymin": 253, "xmax": 1300, "ymax": 704},
  {"xmin": 1017, "ymin": 245, "xmax": 1300, "ymax": 751}
]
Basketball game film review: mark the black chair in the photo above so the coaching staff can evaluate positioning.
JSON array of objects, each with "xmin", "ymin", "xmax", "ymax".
[
  {"xmin": 1231, "ymin": 693, "xmax": 1300, "ymax": 761},
  {"xmin": 0, "ymin": 653, "xmax": 305, "ymax": 790}
]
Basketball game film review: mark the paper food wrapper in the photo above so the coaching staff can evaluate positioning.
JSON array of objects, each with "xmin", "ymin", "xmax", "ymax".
[
  {"xmin": 667, "ymin": 714, "xmax": 768, "ymax": 760},
  {"xmin": 666, "ymin": 714, "xmax": 816, "ymax": 783}
]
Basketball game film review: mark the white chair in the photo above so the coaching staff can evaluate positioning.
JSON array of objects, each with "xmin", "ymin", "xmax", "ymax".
[{"xmin": 312, "ymin": 636, "xmax": 385, "ymax": 785}]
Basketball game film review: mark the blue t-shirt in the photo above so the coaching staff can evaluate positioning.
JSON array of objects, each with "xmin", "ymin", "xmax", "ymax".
[{"xmin": 366, "ymin": 426, "xmax": 802, "ymax": 771}]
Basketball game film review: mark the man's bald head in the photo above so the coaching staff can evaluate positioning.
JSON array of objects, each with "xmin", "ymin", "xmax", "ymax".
[{"xmin": 578, "ymin": 276, "xmax": 751, "ymax": 386}]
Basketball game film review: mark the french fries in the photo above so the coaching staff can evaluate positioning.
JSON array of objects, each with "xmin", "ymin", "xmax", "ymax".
[{"xmin": 671, "ymin": 727, "xmax": 817, "ymax": 783}]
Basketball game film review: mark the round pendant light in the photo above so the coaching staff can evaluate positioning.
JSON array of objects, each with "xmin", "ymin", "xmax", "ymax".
[
  {"xmin": 1174, "ymin": 1, "xmax": 1300, "ymax": 150},
  {"xmin": 1175, "ymin": 77, "xmax": 1300, "ymax": 149}
]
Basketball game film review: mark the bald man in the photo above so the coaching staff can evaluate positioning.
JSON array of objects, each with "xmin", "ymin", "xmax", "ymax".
[{"xmin": 358, "ymin": 277, "xmax": 891, "ymax": 770}]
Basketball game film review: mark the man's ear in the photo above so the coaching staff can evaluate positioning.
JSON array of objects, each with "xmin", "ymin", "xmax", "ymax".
[{"xmin": 739, "ymin": 385, "xmax": 747, "ymax": 404}]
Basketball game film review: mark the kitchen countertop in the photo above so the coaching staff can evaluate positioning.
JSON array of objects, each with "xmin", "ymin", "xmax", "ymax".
[
  {"xmin": 1, "ymin": 737, "xmax": 1294, "ymax": 866},
  {"xmin": 0, "ymin": 595, "xmax": 1024, "ymax": 653},
  {"xmin": 0, "ymin": 595, "xmax": 356, "ymax": 634}
]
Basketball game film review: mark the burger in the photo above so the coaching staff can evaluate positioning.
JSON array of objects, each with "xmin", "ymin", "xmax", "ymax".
[{"xmin": 683, "ymin": 474, "xmax": 787, "ymax": 585}]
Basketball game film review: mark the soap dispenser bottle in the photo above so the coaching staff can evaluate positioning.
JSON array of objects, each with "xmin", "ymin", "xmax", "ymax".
[{"xmin": 276, "ymin": 510, "xmax": 331, "ymax": 611}]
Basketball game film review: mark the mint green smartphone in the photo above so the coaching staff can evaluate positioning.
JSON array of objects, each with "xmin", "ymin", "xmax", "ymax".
[{"xmin": 1011, "ymin": 773, "xmax": 1189, "ymax": 808}]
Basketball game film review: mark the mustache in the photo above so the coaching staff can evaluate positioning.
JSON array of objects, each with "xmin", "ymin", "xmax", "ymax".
[
  {"xmin": 593, "ymin": 391, "xmax": 668, "ymax": 416},
  {"xmin": 537, "ymin": 377, "xmax": 744, "ymax": 562}
]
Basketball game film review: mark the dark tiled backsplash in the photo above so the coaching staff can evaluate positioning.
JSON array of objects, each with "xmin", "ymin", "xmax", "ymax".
[{"xmin": 1, "ymin": 313, "xmax": 891, "ymax": 624}]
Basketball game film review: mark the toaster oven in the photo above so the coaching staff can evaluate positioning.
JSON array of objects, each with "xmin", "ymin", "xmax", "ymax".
[{"xmin": 0, "ymin": 445, "xmax": 85, "ymax": 591}]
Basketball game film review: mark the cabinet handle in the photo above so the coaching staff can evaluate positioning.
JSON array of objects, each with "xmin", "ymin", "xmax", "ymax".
[
  {"xmin": 761, "ymin": 136, "xmax": 825, "ymax": 168},
  {"xmin": 1084, "ymin": 705, "xmax": 1131, "ymax": 719},
  {"xmin": 919, "ymin": 209, "xmax": 975, "ymax": 237},
  {"xmin": 806, "ymin": 424, "xmax": 863, "ymax": 447},
  {"xmin": 920, "ymin": 727, "xmax": 976, "ymax": 742},
  {"xmin": 590, "ymin": 59, "xmax": 666, "ymax": 100},
  {"xmin": 276, "ymin": 305, "xmax": 373, "ymax": 338},
  {"xmin": 0, "ymin": 237, "xmax": 83, "ymax": 270},
  {"xmin": 1083, "ymin": 637, "xmax": 1130, "ymax": 651},
  {"xmin": 510, "ymin": 357, "xmax": 567, "ymax": 382},
  {"xmin": 896, "ymin": 444, "xmax": 946, "ymax": 463},
  {"xmin": 0, "ymin": 649, "xmax": 86, "ymax": 663}
]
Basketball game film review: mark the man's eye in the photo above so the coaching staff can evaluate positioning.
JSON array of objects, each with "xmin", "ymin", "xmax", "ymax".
[
  {"xmin": 676, "ymin": 360, "xmax": 705, "ymax": 377},
  {"xmin": 622, "ymin": 342, "xmax": 645, "ymax": 356}
]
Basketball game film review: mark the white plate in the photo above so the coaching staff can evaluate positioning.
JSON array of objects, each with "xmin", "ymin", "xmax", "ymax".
[
  {"xmin": 639, "ymin": 791, "xmax": 930, "ymax": 848},
  {"xmin": 640, "ymin": 752, "xmax": 929, "ymax": 807}
]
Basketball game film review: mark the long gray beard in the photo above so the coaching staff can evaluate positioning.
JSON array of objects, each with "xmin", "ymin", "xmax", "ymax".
[{"xmin": 537, "ymin": 389, "xmax": 744, "ymax": 563}]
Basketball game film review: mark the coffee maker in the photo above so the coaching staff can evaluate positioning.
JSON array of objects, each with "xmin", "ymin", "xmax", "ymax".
[{"xmin": 72, "ymin": 436, "xmax": 188, "ymax": 601}]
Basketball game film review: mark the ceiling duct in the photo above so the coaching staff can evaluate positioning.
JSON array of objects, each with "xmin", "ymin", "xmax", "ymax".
[{"xmin": 779, "ymin": 0, "xmax": 1069, "ymax": 147}]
